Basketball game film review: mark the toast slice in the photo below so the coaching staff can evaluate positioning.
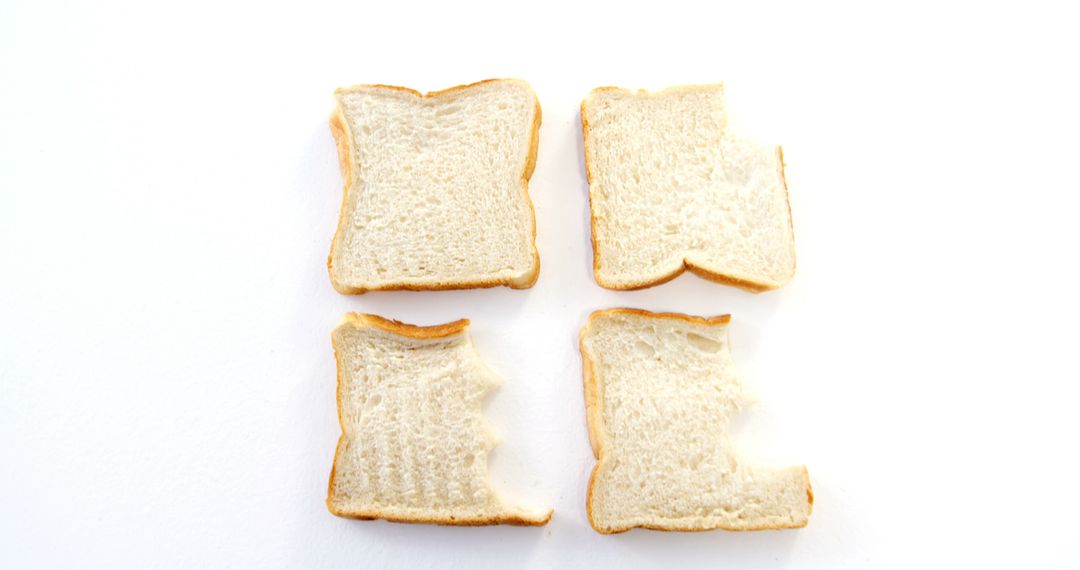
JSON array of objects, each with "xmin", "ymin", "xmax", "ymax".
[
  {"xmin": 581, "ymin": 84, "xmax": 795, "ymax": 292},
  {"xmin": 328, "ymin": 79, "xmax": 541, "ymax": 294},
  {"xmin": 580, "ymin": 309, "xmax": 812, "ymax": 533},
  {"xmin": 327, "ymin": 313, "xmax": 551, "ymax": 526}
]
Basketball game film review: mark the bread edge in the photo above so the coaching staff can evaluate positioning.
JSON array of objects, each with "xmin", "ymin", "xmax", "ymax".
[
  {"xmin": 579, "ymin": 308, "xmax": 811, "ymax": 534},
  {"xmin": 326, "ymin": 312, "xmax": 552, "ymax": 527},
  {"xmin": 327, "ymin": 78, "xmax": 542, "ymax": 295},
  {"xmin": 335, "ymin": 311, "xmax": 470, "ymax": 339},
  {"xmin": 325, "ymin": 507, "xmax": 552, "ymax": 527},
  {"xmin": 580, "ymin": 84, "xmax": 795, "ymax": 294}
]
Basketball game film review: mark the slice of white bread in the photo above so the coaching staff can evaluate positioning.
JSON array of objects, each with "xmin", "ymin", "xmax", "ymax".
[
  {"xmin": 581, "ymin": 84, "xmax": 795, "ymax": 292},
  {"xmin": 328, "ymin": 79, "xmax": 541, "ymax": 294},
  {"xmin": 580, "ymin": 309, "xmax": 812, "ymax": 533},
  {"xmin": 327, "ymin": 313, "xmax": 551, "ymax": 526}
]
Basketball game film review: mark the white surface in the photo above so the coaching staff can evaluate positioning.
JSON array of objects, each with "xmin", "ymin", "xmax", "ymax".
[{"xmin": 1, "ymin": 1, "xmax": 1078, "ymax": 567}]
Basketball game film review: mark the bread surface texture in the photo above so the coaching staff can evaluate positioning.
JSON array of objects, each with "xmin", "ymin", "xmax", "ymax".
[
  {"xmin": 580, "ymin": 309, "xmax": 812, "ymax": 533},
  {"xmin": 329, "ymin": 79, "xmax": 541, "ymax": 294},
  {"xmin": 582, "ymin": 84, "xmax": 795, "ymax": 292},
  {"xmin": 327, "ymin": 313, "xmax": 551, "ymax": 526}
]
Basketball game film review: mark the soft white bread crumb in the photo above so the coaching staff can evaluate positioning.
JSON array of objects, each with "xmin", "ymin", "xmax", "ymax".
[
  {"xmin": 328, "ymin": 79, "xmax": 541, "ymax": 294},
  {"xmin": 582, "ymin": 84, "xmax": 795, "ymax": 292},
  {"xmin": 327, "ymin": 313, "xmax": 551, "ymax": 526},
  {"xmin": 580, "ymin": 309, "xmax": 811, "ymax": 533}
]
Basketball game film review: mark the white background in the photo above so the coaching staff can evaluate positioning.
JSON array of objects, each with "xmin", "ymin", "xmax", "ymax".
[{"xmin": 2, "ymin": 0, "xmax": 1079, "ymax": 567}]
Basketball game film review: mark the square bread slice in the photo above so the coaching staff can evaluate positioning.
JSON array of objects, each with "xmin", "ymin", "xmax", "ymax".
[
  {"xmin": 580, "ymin": 309, "xmax": 812, "ymax": 533},
  {"xmin": 328, "ymin": 79, "xmax": 541, "ymax": 294},
  {"xmin": 327, "ymin": 313, "xmax": 551, "ymax": 526},
  {"xmin": 581, "ymin": 84, "xmax": 795, "ymax": 292}
]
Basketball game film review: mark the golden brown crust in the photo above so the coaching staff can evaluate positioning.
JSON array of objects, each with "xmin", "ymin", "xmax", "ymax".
[
  {"xmin": 776, "ymin": 144, "xmax": 797, "ymax": 278},
  {"xmin": 580, "ymin": 308, "xmax": 809, "ymax": 533},
  {"xmin": 580, "ymin": 330, "xmax": 602, "ymax": 461},
  {"xmin": 580, "ymin": 84, "xmax": 793, "ymax": 294},
  {"xmin": 328, "ymin": 345, "xmax": 347, "ymax": 516},
  {"xmin": 327, "ymin": 312, "xmax": 551, "ymax": 527},
  {"xmin": 515, "ymin": 95, "xmax": 543, "ymax": 289},
  {"xmin": 327, "ymin": 79, "xmax": 542, "ymax": 294},
  {"xmin": 586, "ymin": 307, "xmax": 732, "ymax": 327},
  {"xmin": 336, "ymin": 312, "xmax": 469, "ymax": 340},
  {"xmin": 683, "ymin": 264, "xmax": 774, "ymax": 294},
  {"xmin": 587, "ymin": 84, "xmax": 723, "ymax": 99},
  {"xmin": 330, "ymin": 279, "xmax": 532, "ymax": 295},
  {"xmin": 332, "ymin": 78, "xmax": 510, "ymax": 100},
  {"xmin": 580, "ymin": 319, "xmax": 604, "ymax": 532},
  {"xmin": 580, "ymin": 96, "xmax": 601, "ymax": 281},
  {"xmin": 592, "ymin": 262, "xmax": 775, "ymax": 293},
  {"xmin": 327, "ymin": 107, "xmax": 354, "ymax": 294},
  {"xmin": 593, "ymin": 517, "xmax": 809, "ymax": 534},
  {"xmin": 326, "ymin": 507, "xmax": 551, "ymax": 527}
]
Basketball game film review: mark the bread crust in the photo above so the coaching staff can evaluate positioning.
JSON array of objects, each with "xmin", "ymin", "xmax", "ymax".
[
  {"xmin": 327, "ymin": 79, "xmax": 542, "ymax": 294},
  {"xmin": 580, "ymin": 308, "xmax": 811, "ymax": 534},
  {"xmin": 337, "ymin": 312, "xmax": 469, "ymax": 340},
  {"xmin": 327, "ymin": 312, "xmax": 551, "ymax": 527},
  {"xmin": 326, "ymin": 507, "xmax": 551, "ymax": 527},
  {"xmin": 580, "ymin": 85, "xmax": 796, "ymax": 293}
]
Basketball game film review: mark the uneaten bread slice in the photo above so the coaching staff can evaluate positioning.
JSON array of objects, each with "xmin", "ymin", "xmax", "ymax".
[
  {"xmin": 582, "ymin": 84, "xmax": 795, "ymax": 292},
  {"xmin": 580, "ymin": 309, "xmax": 812, "ymax": 533},
  {"xmin": 327, "ymin": 313, "xmax": 551, "ymax": 526},
  {"xmin": 328, "ymin": 79, "xmax": 541, "ymax": 294}
]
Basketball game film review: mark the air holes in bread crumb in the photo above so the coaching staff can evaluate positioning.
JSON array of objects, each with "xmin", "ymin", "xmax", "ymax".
[
  {"xmin": 634, "ymin": 340, "xmax": 655, "ymax": 358},
  {"xmin": 687, "ymin": 332, "xmax": 723, "ymax": 353}
]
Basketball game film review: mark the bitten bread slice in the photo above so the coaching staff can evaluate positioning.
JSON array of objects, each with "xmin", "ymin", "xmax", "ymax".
[
  {"xmin": 582, "ymin": 84, "xmax": 795, "ymax": 292},
  {"xmin": 580, "ymin": 309, "xmax": 812, "ymax": 533},
  {"xmin": 328, "ymin": 79, "xmax": 541, "ymax": 294},
  {"xmin": 327, "ymin": 313, "xmax": 551, "ymax": 526}
]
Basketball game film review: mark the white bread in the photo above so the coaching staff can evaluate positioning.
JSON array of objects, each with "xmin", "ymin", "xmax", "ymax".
[
  {"xmin": 580, "ymin": 309, "xmax": 812, "ymax": 533},
  {"xmin": 327, "ymin": 313, "xmax": 551, "ymax": 526},
  {"xmin": 328, "ymin": 79, "xmax": 541, "ymax": 294},
  {"xmin": 581, "ymin": 84, "xmax": 795, "ymax": 292}
]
